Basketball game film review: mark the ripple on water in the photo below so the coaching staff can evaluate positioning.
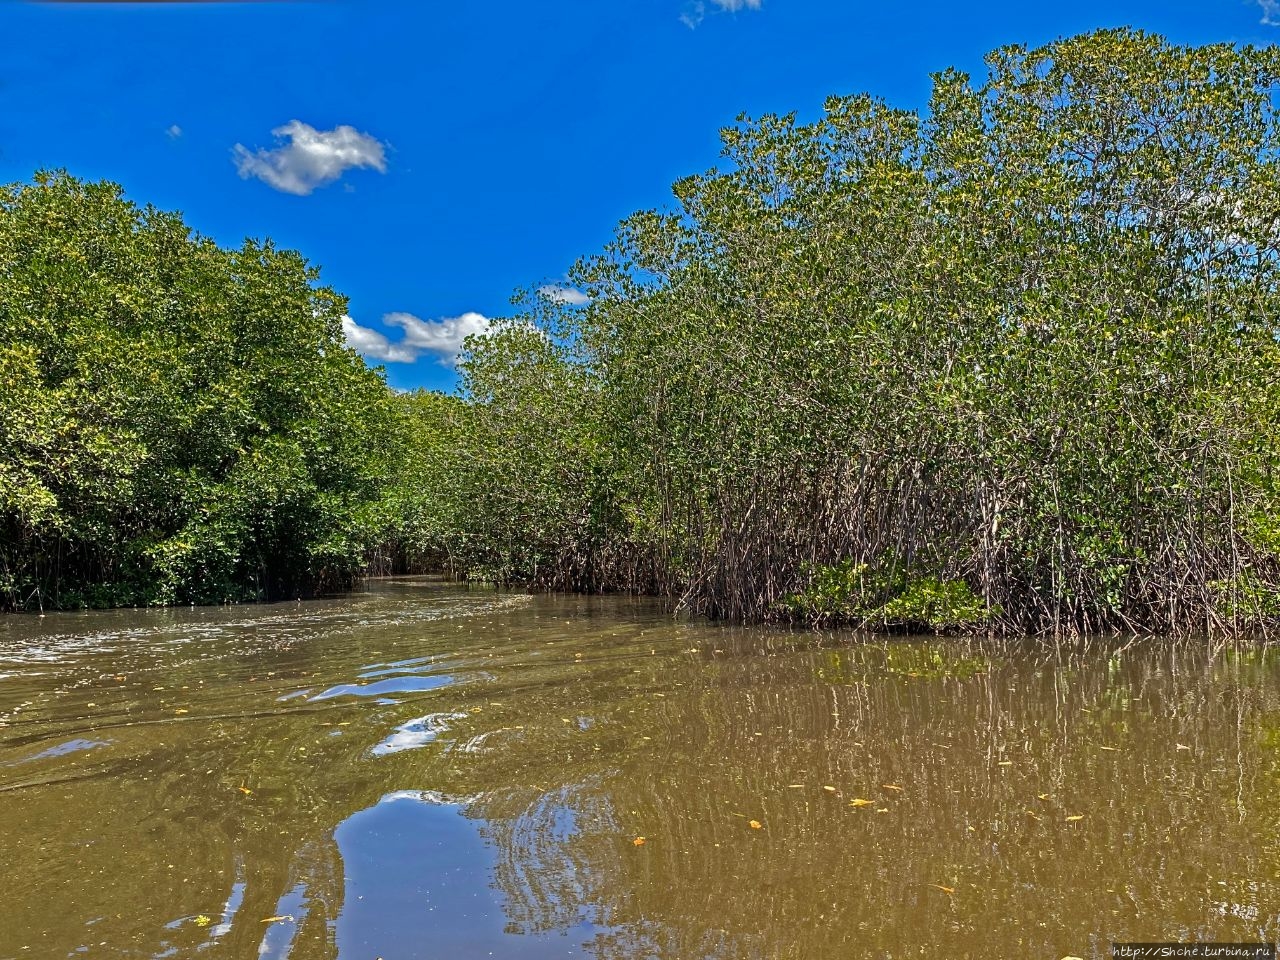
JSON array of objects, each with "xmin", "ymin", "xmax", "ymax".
[
  {"xmin": 358, "ymin": 656, "xmax": 436, "ymax": 679},
  {"xmin": 371, "ymin": 712, "xmax": 469, "ymax": 757},
  {"xmin": 11, "ymin": 738, "xmax": 110, "ymax": 765},
  {"xmin": 307, "ymin": 674, "xmax": 454, "ymax": 702}
]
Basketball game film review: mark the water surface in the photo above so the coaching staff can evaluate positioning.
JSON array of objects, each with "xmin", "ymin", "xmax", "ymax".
[{"xmin": 1, "ymin": 579, "xmax": 1278, "ymax": 959}]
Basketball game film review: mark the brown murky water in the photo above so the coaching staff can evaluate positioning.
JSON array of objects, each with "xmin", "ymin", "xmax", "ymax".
[{"xmin": 1, "ymin": 579, "xmax": 1279, "ymax": 959}]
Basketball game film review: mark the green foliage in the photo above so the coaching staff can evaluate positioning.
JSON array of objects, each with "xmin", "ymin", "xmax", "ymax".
[
  {"xmin": 779, "ymin": 560, "xmax": 879, "ymax": 624},
  {"xmin": 0, "ymin": 172, "xmax": 398, "ymax": 609},
  {"xmin": 18, "ymin": 28, "xmax": 1280, "ymax": 636},
  {"xmin": 874, "ymin": 577, "xmax": 989, "ymax": 632},
  {"xmin": 779, "ymin": 559, "xmax": 989, "ymax": 631},
  {"xmin": 425, "ymin": 29, "xmax": 1280, "ymax": 636}
]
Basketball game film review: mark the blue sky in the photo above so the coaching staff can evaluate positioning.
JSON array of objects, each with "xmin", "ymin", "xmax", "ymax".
[{"xmin": 2, "ymin": 0, "xmax": 1277, "ymax": 393}]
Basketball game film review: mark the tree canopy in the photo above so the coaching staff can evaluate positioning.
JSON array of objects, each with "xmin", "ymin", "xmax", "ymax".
[
  {"xmin": 10, "ymin": 29, "xmax": 1280, "ymax": 636},
  {"xmin": 426, "ymin": 29, "xmax": 1280, "ymax": 635},
  {"xmin": 0, "ymin": 172, "xmax": 400, "ymax": 608}
]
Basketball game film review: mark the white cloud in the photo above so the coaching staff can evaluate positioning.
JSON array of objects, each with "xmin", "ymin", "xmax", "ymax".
[
  {"xmin": 341, "ymin": 312, "xmax": 492, "ymax": 366},
  {"xmin": 681, "ymin": 0, "xmax": 760, "ymax": 28},
  {"xmin": 1262, "ymin": 0, "xmax": 1280, "ymax": 25},
  {"xmin": 166, "ymin": 124, "xmax": 182, "ymax": 139},
  {"xmin": 386, "ymin": 311, "xmax": 492, "ymax": 365},
  {"xmin": 538, "ymin": 284, "xmax": 591, "ymax": 306},
  {"xmin": 233, "ymin": 120, "xmax": 387, "ymax": 196},
  {"xmin": 680, "ymin": 1, "xmax": 706, "ymax": 28},
  {"xmin": 341, "ymin": 316, "xmax": 418, "ymax": 363}
]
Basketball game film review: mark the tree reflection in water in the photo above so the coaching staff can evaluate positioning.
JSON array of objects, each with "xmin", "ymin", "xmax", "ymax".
[{"xmin": 2, "ymin": 589, "xmax": 1280, "ymax": 959}]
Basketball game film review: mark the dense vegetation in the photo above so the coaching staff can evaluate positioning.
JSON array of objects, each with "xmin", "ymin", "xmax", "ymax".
[
  {"xmin": 0, "ymin": 172, "xmax": 403, "ymax": 609},
  {"xmin": 399, "ymin": 29, "xmax": 1280, "ymax": 636},
  {"xmin": 9, "ymin": 30, "xmax": 1280, "ymax": 636}
]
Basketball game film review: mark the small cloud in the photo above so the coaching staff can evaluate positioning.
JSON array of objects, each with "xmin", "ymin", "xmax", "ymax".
[
  {"xmin": 681, "ymin": 0, "xmax": 760, "ymax": 28},
  {"xmin": 341, "ymin": 316, "xmax": 418, "ymax": 363},
  {"xmin": 166, "ymin": 124, "xmax": 182, "ymax": 139},
  {"xmin": 341, "ymin": 311, "xmax": 492, "ymax": 366},
  {"xmin": 1262, "ymin": 0, "xmax": 1280, "ymax": 24},
  {"xmin": 538, "ymin": 284, "xmax": 591, "ymax": 306},
  {"xmin": 233, "ymin": 120, "xmax": 387, "ymax": 196},
  {"xmin": 386, "ymin": 311, "xmax": 492, "ymax": 365},
  {"xmin": 680, "ymin": 1, "xmax": 705, "ymax": 28}
]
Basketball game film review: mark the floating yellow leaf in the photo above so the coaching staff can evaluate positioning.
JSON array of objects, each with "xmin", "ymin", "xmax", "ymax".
[
  {"xmin": 881, "ymin": 784, "xmax": 903, "ymax": 792},
  {"xmin": 260, "ymin": 915, "xmax": 293, "ymax": 923},
  {"xmin": 822, "ymin": 785, "xmax": 837, "ymax": 793},
  {"xmin": 193, "ymin": 915, "xmax": 212, "ymax": 927},
  {"xmin": 929, "ymin": 884, "xmax": 955, "ymax": 895},
  {"xmin": 786, "ymin": 784, "xmax": 805, "ymax": 789},
  {"xmin": 632, "ymin": 836, "xmax": 646, "ymax": 846},
  {"xmin": 174, "ymin": 709, "xmax": 189, "ymax": 715},
  {"xmin": 1099, "ymin": 746, "xmax": 1118, "ymax": 752},
  {"xmin": 238, "ymin": 786, "xmax": 252, "ymax": 795},
  {"xmin": 1037, "ymin": 793, "xmax": 1049, "ymax": 801},
  {"xmin": 1065, "ymin": 814, "xmax": 1085, "ymax": 822},
  {"xmin": 849, "ymin": 798, "xmax": 874, "ymax": 807},
  {"xmin": 749, "ymin": 820, "xmax": 762, "ymax": 830},
  {"xmin": 997, "ymin": 760, "xmax": 1013, "ymax": 766}
]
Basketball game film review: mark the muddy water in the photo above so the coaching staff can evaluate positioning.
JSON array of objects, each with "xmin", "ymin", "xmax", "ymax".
[{"xmin": 1, "ymin": 579, "xmax": 1279, "ymax": 959}]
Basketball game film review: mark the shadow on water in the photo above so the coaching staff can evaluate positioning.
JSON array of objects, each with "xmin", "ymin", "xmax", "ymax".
[{"xmin": 1, "ymin": 580, "xmax": 1279, "ymax": 959}]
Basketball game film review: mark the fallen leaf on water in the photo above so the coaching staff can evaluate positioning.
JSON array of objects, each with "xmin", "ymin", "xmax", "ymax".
[
  {"xmin": 929, "ymin": 884, "xmax": 955, "ymax": 895},
  {"xmin": 822, "ymin": 785, "xmax": 837, "ymax": 793},
  {"xmin": 875, "ymin": 808, "xmax": 889, "ymax": 814},
  {"xmin": 881, "ymin": 784, "xmax": 903, "ymax": 792},
  {"xmin": 749, "ymin": 820, "xmax": 762, "ymax": 830},
  {"xmin": 1098, "ymin": 746, "xmax": 1119, "ymax": 752},
  {"xmin": 632, "ymin": 837, "xmax": 646, "ymax": 846},
  {"xmin": 261, "ymin": 916, "xmax": 293, "ymax": 923},
  {"xmin": 849, "ymin": 798, "xmax": 874, "ymax": 807},
  {"xmin": 786, "ymin": 784, "xmax": 806, "ymax": 789},
  {"xmin": 1176, "ymin": 743, "xmax": 1190, "ymax": 751},
  {"xmin": 1024, "ymin": 809, "xmax": 1042, "ymax": 820},
  {"xmin": 1037, "ymin": 793, "xmax": 1050, "ymax": 801},
  {"xmin": 174, "ymin": 709, "xmax": 189, "ymax": 715},
  {"xmin": 997, "ymin": 761, "xmax": 1013, "ymax": 767},
  {"xmin": 1065, "ymin": 815, "xmax": 1085, "ymax": 822},
  {"xmin": 193, "ymin": 915, "xmax": 212, "ymax": 927},
  {"xmin": 238, "ymin": 787, "xmax": 252, "ymax": 795}
]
